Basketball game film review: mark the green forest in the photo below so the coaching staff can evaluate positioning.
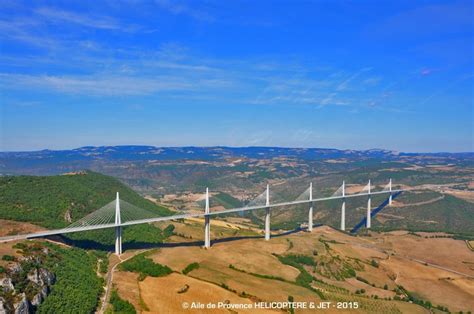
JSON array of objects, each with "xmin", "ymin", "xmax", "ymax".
[
  {"xmin": 3, "ymin": 241, "xmax": 104, "ymax": 314},
  {"xmin": 0, "ymin": 171, "xmax": 172, "ymax": 229}
]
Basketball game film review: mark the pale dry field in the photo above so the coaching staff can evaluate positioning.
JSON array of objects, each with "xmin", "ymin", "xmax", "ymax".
[
  {"xmin": 371, "ymin": 233, "xmax": 474, "ymax": 276},
  {"xmin": 151, "ymin": 238, "xmax": 300, "ymax": 281},
  {"xmin": 382, "ymin": 256, "xmax": 474, "ymax": 312},
  {"xmin": 139, "ymin": 273, "xmax": 266, "ymax": 314},
  {"xmin": 114, "ymin": 271, "xmax": 143, "ymax": 311},
  {"xmin": 0, "ymin": 240, "xmax": 23, "ymax": 268},
  {"xmin": 442, "ymin": 188, "xmax": 474, "ymax": 202},
  {"xmin": 0, "ymin": 219, "xmax": 45, "ymax": 237},
  {"xmin": 160, "ymin": 219, "xmax": 260, "ymax": 244},
  {"xmin": 111, "ymin": 223, "xmax": 472, "ymax": 313}
]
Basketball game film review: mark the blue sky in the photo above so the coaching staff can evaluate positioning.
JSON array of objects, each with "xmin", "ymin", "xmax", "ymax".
[{"xmin": 0, "ymin": 0, "xmax": 472, "ymax": 152}]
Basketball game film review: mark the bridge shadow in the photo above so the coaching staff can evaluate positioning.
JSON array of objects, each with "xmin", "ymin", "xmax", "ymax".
[
  {"xmin": 154, "ymin": 224, "xmax": 323, "ymax": 249},
  {"xmin": 46, "ymin": 224, "xmax": 323, "ymax": 252}
]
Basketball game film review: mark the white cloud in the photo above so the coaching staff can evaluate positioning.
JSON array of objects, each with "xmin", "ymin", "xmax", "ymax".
[
  {"xmin": 0, "ymin": 73, "xmax": 195, "ymax": 96},
  {"xmin": 35, "ymin": 7, "xmax": 122, "ymax": 30}
]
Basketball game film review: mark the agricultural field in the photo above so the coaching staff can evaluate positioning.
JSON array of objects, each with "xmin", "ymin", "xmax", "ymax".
[{"xmin": 110, "ymin": 222, "xmax": 474, "ymax": 313}]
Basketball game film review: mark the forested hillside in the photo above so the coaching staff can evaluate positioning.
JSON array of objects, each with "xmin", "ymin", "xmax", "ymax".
[{"xmin": 0, "ymin": 171, "xmax": 172, "ymax": 229}]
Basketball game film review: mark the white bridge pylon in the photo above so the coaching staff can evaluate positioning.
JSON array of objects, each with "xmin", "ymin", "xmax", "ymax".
[
  {"xmin": 115, "ymin": 192, "xmax": 122, "ymax": 255},
  {"xmin": 0, "ymin": 179, "xmax": 399, "ymax": 256}
]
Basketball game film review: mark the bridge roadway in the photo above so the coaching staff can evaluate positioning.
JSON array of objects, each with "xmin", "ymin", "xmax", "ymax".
[{"xmin": 0, "ymin": 189, "xmax": 401, "ymax": 243}]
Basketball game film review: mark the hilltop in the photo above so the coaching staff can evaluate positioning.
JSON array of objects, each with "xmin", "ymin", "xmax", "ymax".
[{"xmin": 0, "ymin": 171, "xmax": 172, "ymax": 229}]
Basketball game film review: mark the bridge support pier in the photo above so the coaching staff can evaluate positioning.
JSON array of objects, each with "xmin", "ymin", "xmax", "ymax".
[
  {"xmin": 115, "ymin": 226, "xmax": 122, "ymax": 255},
  {"xmin": 308, "ymin": 182, "xmax": 313, "ymax": 232},
  {"xmin": 264, "ymin": 185, "xmax": 270, "ymax": 240},
  {"xmin": 114, "ymin": 192, "xmax": 122, "ymax": 255},
  {"xmin": 366, "ymin": 180, "xmax": 371, "ymax": 229},
  {"xmin": 388, "ymin": 178, "xmax": 393, "ymax": 206},
  {"xmin": 204, "ymin": 188, "xmax": 211, "ymax": 248},
  {"xmin": 341, "ymin": 181, "xmax": 346, "ymax": 231}
]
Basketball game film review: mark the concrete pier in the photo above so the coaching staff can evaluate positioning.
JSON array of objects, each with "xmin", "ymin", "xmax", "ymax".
[
  {"xmin": 115, "ymin": 192, "xmax": 122, "ymax": 255},
  {"xmin": 204, "ymin": 188, "xmax": 211, "ymax": 248},
  {"xmin": 389, "ymin": 178, "xmax": 393, "ymax": 206},
  {"xmin": 341, "ymin": 181, "xmax": 346, "ymax": 231},
  {"xmin": 264, "ymin": 185, "xmax": 270, "ymax": 240},
  {"xmin": 115, "ymin": 226, "xmax": 122, "ymax": 255},
  {"xmin": 308, "ymin": 182, "xmax": 313, "ymax": 232},
  {"xmin": 366, "ymin": 180, "xmax": 371, "ymax": 229}
]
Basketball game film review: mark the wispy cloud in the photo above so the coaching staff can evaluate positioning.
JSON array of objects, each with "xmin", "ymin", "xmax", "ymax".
[
  {"xmin": 35, "ymin": 7, "xmax": 123, "ymax": 30},
  {"xmin": 336, "ymin": 67, "xmax": 372, "ymax": 91},
  {"xmin": 0, "ymin": 73, "xmax": 198, "ymax": 96}
]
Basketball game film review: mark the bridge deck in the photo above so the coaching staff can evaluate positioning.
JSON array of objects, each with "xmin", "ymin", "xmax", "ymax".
[{"xmin": 0, "ymin": 189, "xmax": 402, "ymax": 242}]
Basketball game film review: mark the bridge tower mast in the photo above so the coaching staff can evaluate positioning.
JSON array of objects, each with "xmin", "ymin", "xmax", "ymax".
[
  {"xmin": 115, "ymin": 192, "xmax": 122, "ymax": 255},
  {"xmin": 366, "ymin": 180, "xmax": 371, "ymax": 229},
  {"xmin": 341, "ymin": 181, "xmax": 346, "ymax": 231},
  {"xmin": 264, "ymin": 185, "xmax": 271, "ymax": 240},
  {"xmin": 389, "ymin": 178, "xmax": 393, "ymax": 206},
  {"xmin": 204, "ymin": 188, "xmax": 211, "ymax": 248},
  {"xmin": 308, "ymin": 182, "xmax": 313, "ymax": 232}
]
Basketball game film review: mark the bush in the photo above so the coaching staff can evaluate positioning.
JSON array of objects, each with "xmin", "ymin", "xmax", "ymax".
[
  {"xmin": 346, "ymin": 268, "xmax": 356, "ymax": 277},
  {"xmin": 182, "ymin": 262, "xmax": 200, "ymax": 275},
  {"xmin": 163, "ymin": 224, "xmax": 175, "ymax": 237},
  {"xmin": 12, "ymin": 243, "xmax": 28, "ymax": 250},
  {"xmin": 356, "ymin": 276, "xmax": 370, "ymax": 285},
  {"xmin": 1, "ymin": 255, "xmax": 15, "ymax": 261},
  {"xmin": 119, "ymin": 253, "xmax": 172, "ymax": 279},
  {"xmin": 279, "ymin": 254, "xmax": 316, "ymax": 266},
  {"xmin": 110, "ymin": 289, "xmax": 136, "ymax": 313},
  {"xmin": 371, "ymin": 259, "xmax": 379, "ymax": 268}
]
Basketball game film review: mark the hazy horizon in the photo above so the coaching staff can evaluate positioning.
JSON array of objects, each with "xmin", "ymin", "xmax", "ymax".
[{"xmin": 1, "ymin": 143, "xmax": 473, "ymax": 154}]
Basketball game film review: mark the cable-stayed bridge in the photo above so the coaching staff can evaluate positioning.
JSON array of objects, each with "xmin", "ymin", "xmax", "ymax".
[{"xmin": 0, "ymin": 179, "xmax": 402, "ymax": 255}]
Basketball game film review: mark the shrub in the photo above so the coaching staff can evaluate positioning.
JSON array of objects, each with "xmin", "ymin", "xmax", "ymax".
[
  {"xmin": 356, "ymin": 276, "xmax": 369, "ymax": 285},
  {"xmin": 119, "ymin": 254, "xmax": 172, "ymax": 279},
  {"xmin": 12, "ymin": 243, "xmax": 28, "ymax": 250},
  {"xmin": 182, "ymin": 262, "xmax": 200, "ymax": 275},
  {"xmin": 1, "ymin": 255, "xmax": 15, "ymax": 261},
  {"xmin": 110, "ymin": 289, "xmax": 136, "ymax": 314},
  {"xmin": 279, "ymin": 254, "xmax": 316, "ymax": 266},
  {"xmin": 163, "ymin": 224, "xmax": 175, "ymax": 237}
]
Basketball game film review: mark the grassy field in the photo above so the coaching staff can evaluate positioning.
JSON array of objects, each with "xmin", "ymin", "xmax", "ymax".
[{"xmin": 107, "ymin": 220, "xmax": 474, "ymax": 313}]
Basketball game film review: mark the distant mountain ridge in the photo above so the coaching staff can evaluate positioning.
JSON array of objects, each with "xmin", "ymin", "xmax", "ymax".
[
  {"xmin": 1, "ymin": 145, "xmax": 472, "ymax": 175},
  {"xmin": 2, "ymin": 145, "xmax": 472, "ymax": 161}
]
